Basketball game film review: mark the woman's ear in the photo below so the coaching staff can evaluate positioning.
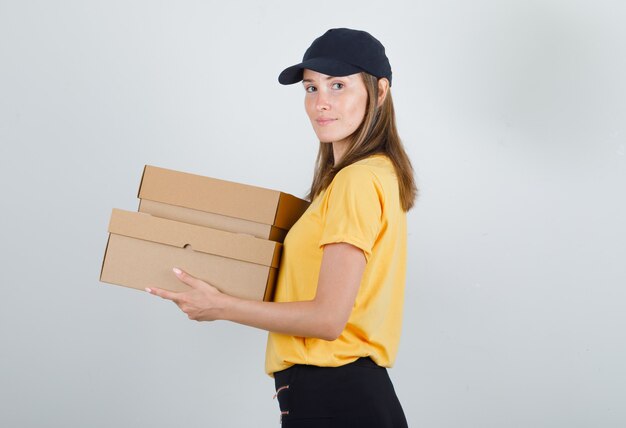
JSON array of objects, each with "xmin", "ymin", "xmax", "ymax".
[{"xmin": 377, "ymin": 78, "xmax": 390, "ymax": 107}]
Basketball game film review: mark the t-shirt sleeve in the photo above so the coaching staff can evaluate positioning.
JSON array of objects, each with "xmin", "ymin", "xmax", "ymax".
[{"xmin": 319, "ymin": 165, "xmax": 384, "ymax": 262}]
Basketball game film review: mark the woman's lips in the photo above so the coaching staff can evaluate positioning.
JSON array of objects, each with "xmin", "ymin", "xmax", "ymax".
[{"xmin": 316, "ymin": 118, "xmax": 336, "ymax": 126}]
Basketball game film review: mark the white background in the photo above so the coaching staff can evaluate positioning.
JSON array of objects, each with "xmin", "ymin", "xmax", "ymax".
[{"xmin": 1, "ymin": 0, "xmax": 624, "ymax": 426}]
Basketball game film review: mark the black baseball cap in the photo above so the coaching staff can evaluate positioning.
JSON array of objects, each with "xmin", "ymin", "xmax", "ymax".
[{"xmin": 278, "ymin": 28, "xmax": 392, "ymax": 86}]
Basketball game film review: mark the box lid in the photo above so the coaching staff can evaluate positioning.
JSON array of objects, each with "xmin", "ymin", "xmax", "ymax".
[
  {"xmin": 108, "ymin": 208, "xmax": 282, "ymax": 268},
  {"xmin": 137, "ymin": 165, "xmax": 309, "ymax": 230}
]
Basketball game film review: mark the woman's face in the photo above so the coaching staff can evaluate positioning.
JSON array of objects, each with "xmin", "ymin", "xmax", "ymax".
[{"xmin": 302, "ymin": 69, "xmax": 368, "ymax": 145}]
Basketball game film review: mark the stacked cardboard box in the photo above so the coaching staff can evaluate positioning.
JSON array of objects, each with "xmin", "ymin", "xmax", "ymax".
[{"xmin": 100, "ymin": 165, "xmax": 310, "ymax": 301}]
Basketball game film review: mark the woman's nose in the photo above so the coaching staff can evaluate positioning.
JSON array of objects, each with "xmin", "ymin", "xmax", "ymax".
[{"xmin": 316, "ymin": 91, "xmax": 330, "ymax": 111}]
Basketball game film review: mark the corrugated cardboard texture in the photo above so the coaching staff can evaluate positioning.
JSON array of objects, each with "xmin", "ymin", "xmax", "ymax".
[
  {"xmin": 108, "ymin": 209, "xmax": 281, "ymax": 268},
  {"xmin": 137, "ymin": 165, "xmax": 310, "ymax": 230},
  {"xmin": 101, "ymin": 235, "xmax": 276, "ymax": 301},
  {"xmin": 100, "ymin": 209, "xmax": 281, "ymax": 301},
  {"xmin": 138, "ymin": 199, "xmax": 287, "ymax": 242}
]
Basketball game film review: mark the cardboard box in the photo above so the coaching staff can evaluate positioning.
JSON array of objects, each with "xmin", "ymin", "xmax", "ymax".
[
  {"xmin": 137, "ymin": 165, "xmax": 310, "ymax": 242},
  {"xmin": 100, "ymin": 209, "xmax": 281, "ymax": 301}
]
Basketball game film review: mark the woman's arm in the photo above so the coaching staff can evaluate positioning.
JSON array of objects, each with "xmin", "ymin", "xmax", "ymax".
[{"xmin": 146, "ymin": 242, "xmax": 366, "ymax": 341}]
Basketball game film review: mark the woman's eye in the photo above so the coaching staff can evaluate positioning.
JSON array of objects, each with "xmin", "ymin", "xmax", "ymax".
[
  {"xmin": 332, "ymin": 82, "xmax": 344, "ymax": 90},
  {"xmin": 305, "ymin": 86, "xmax": 316, "ymax": 93}
]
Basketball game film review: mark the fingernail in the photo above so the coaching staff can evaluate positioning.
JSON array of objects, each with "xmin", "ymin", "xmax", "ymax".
[
  {"xmin": 145, "ymin": 287, "xmax": 152, "ymax": 293},
  {"xmin": 173, "ymin": 267, "xmax": 182, "ymax": 275}
]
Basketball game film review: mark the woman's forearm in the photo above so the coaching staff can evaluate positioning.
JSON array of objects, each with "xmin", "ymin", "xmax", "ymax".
[
  {"xmin": 220, "ymin": 243, "xmax": 366, "ymax": 340},
  {"xmin": 220, "ymin": 297, "xmax": 342, "ymax": 341}
]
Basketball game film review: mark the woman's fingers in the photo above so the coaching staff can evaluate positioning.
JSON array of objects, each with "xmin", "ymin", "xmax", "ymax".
[
  {"xmin": 145, "ymin": 268, "xmax": 208, "ymax": 299},
  {"xmin": 145, "ymin": 268, "xmax": 226, "ymax": 322},
  {"xmin": 145, "ymin": 268, "xmax": 223, "ymax": 321},
  {"xmin": 172, "ymin": 267, "xmax": 204, "ymax": 289},
  {"xmin": 144, "ymin": 268, "xmax": 202, "ymax": 299},
  {"xmin": 146, "ymin": 287, "xmax": 179, "ymax": 302}
]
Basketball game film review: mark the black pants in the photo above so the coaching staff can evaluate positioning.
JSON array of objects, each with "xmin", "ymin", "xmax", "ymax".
[{"xmin": 274, "ymin": 357, "xmax": 409, "ymax": 427}]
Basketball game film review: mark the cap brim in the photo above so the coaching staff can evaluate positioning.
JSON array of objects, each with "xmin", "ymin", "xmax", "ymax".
[{"xmin": 278, "ymin": 57, "xmax": 364, "ymax": 85}]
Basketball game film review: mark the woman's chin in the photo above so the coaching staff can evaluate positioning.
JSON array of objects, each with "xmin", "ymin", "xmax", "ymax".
[{"xmin": 315, "ymin": 134, "xmax": 346, "ymax": 144}]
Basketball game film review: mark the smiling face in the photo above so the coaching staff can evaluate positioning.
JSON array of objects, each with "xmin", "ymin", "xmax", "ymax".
[{"xmin": 302, "ymin": 69, "xmax": 368, "ymax": 149}]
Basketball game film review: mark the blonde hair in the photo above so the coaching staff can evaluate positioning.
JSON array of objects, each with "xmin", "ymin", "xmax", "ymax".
[{"xmin": 307, "ymin": 72, "xmax": 418, "ymax": 211}]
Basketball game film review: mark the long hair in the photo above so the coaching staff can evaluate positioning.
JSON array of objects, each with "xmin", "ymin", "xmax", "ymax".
[{"xmin": 307, "ymin": 72, "xmax": 418, "ymax": 211}]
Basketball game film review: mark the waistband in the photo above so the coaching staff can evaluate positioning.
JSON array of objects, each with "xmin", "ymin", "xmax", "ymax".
[{"xmin": 274, "ymin": 357, "xmax": 381, "ymax": 381}]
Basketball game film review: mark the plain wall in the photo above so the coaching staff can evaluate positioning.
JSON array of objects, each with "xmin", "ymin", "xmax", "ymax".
[{"xmin": 1, "ymin": 0, "xmax": 624, "ymax": 426}]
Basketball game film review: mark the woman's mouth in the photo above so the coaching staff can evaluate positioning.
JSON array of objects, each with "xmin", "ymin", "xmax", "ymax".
[{"xmin": 316, "ymin": 118, "xmax": 336, "ymax": 126}]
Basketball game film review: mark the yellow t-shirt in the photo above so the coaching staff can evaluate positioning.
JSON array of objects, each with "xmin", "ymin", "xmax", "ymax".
[{"xmin": 265, "ymin": 154, "xmax": 407, "ymax": 375}]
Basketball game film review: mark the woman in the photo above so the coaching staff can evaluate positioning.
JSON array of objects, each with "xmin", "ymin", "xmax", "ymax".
[{"xmin": 147, "ymin": 28, "xmax": 416, "ymax": 427}]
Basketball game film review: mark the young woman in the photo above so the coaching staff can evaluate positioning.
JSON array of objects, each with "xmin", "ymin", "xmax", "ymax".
[{"xmin": 147, "ymin": 28, "xmax": 417, "ymax": 427}]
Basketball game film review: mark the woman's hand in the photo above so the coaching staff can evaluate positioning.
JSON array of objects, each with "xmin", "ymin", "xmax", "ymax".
[{"xmin": 145, "ymin": 268, "xmax": 230, "ymax": 322}]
